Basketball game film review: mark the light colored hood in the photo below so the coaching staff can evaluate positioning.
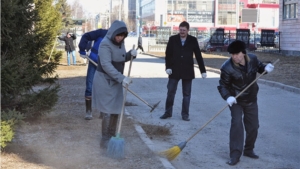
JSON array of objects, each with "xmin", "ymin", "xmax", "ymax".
[{"xmin": 106, "ymin": 20, "xmax": 128, "ymax": 45}]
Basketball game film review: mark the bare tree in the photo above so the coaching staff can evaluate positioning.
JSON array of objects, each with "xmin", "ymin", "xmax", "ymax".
[{"xmin": 70, "ymin": 1, "xmax": 84, "ymax": 19}]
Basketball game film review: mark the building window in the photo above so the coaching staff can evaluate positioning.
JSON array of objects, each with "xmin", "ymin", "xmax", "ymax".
[
  {"xmin": 218, "ymin": 0, "xmax": 236, "ymax": 25},
  {"xmin": 283, "ymin": 0, "xmax": 298, "ymax": 19}
]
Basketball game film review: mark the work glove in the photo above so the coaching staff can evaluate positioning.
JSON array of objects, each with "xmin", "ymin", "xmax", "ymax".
[
  {"xmin": 165, "ymin": 69, "xmax": 172, "ymax": 75},
  {"xmin": 226, "ymin": 96, "xmax": 237, "ymax": 107},
  {"xmin": 201, "ymin": 73, "xmax": 207, "ymax": 79},
  {"xmin": 130, "ymin": 49, "xmax": 137, "ymax": 57},
  {"xmin": 122, "ymin": 76, "xmax": 132, "ymax": 86},
  {"xmin": 86, "ymin": 50, "xmax": 91, "ymax": 56},
  {"xmin": 79, "ymin": 51, "xmax": 87, "ymax": 59},
  {"xmin": 264, "ymin": 63, "xmax": 274, "ymax": 73}
]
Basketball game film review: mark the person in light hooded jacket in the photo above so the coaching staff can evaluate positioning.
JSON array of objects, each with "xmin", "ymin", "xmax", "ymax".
[{"xmin": 92, "ymin": 20, "xmax": 137, "ymax": 148}]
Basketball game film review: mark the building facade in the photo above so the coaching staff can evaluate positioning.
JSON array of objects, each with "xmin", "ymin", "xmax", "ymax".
[
  {"xmin": 279, "ymin": 0, "xmax": 300, "ymax": 56},
  {"xmin": 137, "ymin": 0, "xmax": 279, "ymax": 33}
]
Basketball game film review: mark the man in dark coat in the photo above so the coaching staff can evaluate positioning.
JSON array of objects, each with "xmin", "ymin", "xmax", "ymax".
[
  {"xmin": 160, "ymin": 21, "xmax": 207, "ymax": 121},
  {"xmin": 58, "ymin": 32, "xmax": 77, "ymax": 65},
  {"xmin": 137, "ymin": 34, "xmax": 144, "ymax": 53},
  {"xmin": 217, "ymin": 40, "xmax": 275, "ymax": 166}
]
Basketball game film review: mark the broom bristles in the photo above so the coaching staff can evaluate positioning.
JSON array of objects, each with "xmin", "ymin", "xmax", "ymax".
[
  {"xmin": 159, "ymin": 145, "xmax": 181, "ymax": 161},
  {"xmin": 107, "ymin": 136, "xmax": 125, "ymax": 159}
]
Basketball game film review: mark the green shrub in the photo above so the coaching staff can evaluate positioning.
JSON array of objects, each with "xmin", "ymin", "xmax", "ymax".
[
  {"xmin": 21, "ymin": 84, "xmax": 60, "ymax": 117},
  {"xmin": 1, "ymin": 120, "xmax": 15, "ymax": 149},
  {"xmin": 1, "ymin": 109, "xmax": 25, "ymax": 149}
]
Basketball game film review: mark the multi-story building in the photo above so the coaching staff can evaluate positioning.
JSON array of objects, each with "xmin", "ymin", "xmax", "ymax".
[
  {"xmin": 124, "ymin": 0, "xmax": 299, "ymax": 55},
  {"xmin": 279, "ymin": 0, "xmax": 300, "ymax": 56},
  {"xmin": 135, "ymin": 0, "xmax": 279, "ymax": 34}
]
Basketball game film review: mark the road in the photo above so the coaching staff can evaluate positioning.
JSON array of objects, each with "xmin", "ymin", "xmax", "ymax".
[{"xmin": 123, "ymin": 53, "xmax": 300, "ymax": 169}]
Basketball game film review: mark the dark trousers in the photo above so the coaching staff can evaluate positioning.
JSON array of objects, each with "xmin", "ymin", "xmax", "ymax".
[
  {"xmin": 137, "ymin": 45, "xmax": 144, "ymax": 52},
  {"xmin": 229, "ymin": 102, "xmax": 259, "ymax": 158},
  {"xmin": 164, "ymin": 78, "xmax": 192, "ymax": 118}
]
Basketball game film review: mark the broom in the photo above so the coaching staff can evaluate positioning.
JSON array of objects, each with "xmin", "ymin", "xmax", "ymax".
[
  {"xmin": 160, "ymin": 59, "xmax": 280, "ymax": 161},
  {"xmin": 107, "ymin": 45, "xmax": 135, "ymax": 159}
]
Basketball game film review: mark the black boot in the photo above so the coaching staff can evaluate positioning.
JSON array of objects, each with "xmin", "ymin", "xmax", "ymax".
[
  {"xmin": 85, "ymin": 99, "xmax": 92, "ymax": 120},
  {"xmin": 99, "ymin": 112, "xmax": 104, "ymax": 119},
  {"xmin": 108, "ymin": 114, "xmax": 119, "ymax": 137},
  {"xmin": 100, "ymin": 113, "xmax": 110, "ymax": 148}
]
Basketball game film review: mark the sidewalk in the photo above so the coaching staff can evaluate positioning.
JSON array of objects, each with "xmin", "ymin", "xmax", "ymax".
[{"xmin": 124, "ymin": 53, "xmax": 300, "ymax": 169}]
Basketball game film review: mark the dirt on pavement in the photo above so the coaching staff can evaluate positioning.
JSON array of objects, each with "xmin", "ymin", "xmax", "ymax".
[
  {"xmin": 1, "ymin": 51, "xmax": 299, "ymax": 169},
  {"xmin": 1, "ymin": 57, "xmax": 166, "ymax": 169}
]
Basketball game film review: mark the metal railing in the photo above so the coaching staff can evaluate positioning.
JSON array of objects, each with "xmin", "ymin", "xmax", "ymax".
[{"xmin": 148, "ymin": 28, "xmax": 281, "ymax": 53}]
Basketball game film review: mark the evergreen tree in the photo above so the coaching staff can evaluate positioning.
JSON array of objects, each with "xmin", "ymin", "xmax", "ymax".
[
  {"xmin": 56, "ymin": 0, "xmax": 74, "ymax": 29},
  {"xmin": 1, "ymin": 0, "xmax": 62, "ymax": 116}
]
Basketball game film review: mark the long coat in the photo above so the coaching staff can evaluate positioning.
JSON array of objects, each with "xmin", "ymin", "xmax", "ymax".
[
  {"xmin": 92, "ymin": 20, "xmax": 134, "ymax": 114},
  {"xmin": 165, "ymin": 34, "xmax": 206, "ymax": 79}
]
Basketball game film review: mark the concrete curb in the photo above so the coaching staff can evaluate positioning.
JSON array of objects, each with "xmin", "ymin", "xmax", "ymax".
[
  {"xmin": 126, "ymin": 53, "xmax": 299, "ymax": 169},
  {"xmin": 145, "ymin": 53, "xmax": 300, "ymax": 95},
  {"xmin": 125, "ymin": 111, "xmax": 176, "ymax": 169}
]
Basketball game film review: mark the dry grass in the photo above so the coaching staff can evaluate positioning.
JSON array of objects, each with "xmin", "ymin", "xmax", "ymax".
[{"xmin": 147, "ymin": 51, "xmax": 300, "ymax": 88}]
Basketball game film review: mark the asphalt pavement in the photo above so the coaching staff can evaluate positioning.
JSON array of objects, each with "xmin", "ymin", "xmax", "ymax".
[{"xmin": 123, "ymin": 53, "xmax": 300, "ymax": 169}]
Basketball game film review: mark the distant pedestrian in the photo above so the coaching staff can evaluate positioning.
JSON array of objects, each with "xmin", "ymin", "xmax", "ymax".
[
  {"xmin": 160, "ymin": 21, "xmax": 207, "ymax": 121},
  {"xmin": 137, "ymin": 34, "xmax": 144, "ymax": 53},
  {"xmin": 78, "ymin": 29, "xmax": 108, "ymax": 120},
  {"xmin": 217, "ymin": 40, "xmax": 275, "ymax": 166},
  {"xmin": 58, "ymin": 32, "xmax": 77, "ymax": 65}
]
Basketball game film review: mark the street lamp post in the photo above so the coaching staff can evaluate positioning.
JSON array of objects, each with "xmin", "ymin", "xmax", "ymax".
[
  {"xmin": 186, "ymin": 3, "xmax": 188, "ymax": 22},
  {"xmin": 171, "ymin": 0, "xmax": 173, "ymax": 35}
]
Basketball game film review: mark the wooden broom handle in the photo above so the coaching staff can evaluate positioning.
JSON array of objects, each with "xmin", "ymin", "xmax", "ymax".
[
  {"xmin": 116, "ymin": 44, "xmax": 136, "ymax": 134},
  {"xmin": 186, "ymin": 59, "xmax": 280, "ymax": 142}
]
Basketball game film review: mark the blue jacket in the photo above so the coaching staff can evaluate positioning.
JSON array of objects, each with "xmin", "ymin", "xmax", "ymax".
[{"xmin": 78, "ymin": 29, "xmax": 108, "ymax": 62}]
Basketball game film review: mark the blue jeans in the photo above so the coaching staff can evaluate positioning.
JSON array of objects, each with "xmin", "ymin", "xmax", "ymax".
[
  {"xmin": 165, "ymin": 78, "xmax": 192, "ymax": 118},
  {"xmin": 67, "ymin": 50, "xmax": 76, "ymax": 65},
  {"xmin": 85, "ymin": 61, "xmax": 97, "ymax": 97}
]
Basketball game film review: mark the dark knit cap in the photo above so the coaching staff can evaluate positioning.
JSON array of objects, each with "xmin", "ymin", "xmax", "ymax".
[{"xmin": 227, "ymin": 40, "xmax": 246, "ymax": 54}]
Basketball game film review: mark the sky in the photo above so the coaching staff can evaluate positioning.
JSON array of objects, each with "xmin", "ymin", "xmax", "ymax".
[{"xmin": 67, "ymin": 0, "xmax": 110, "ymax": 15}]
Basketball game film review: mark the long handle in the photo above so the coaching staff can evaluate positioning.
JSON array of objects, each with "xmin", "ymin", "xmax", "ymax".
[
  {"xmin": 47, "ymin": 39, "xmax": 57, "ymax": 63},
  {"xmin": 116, "ymin": 44, "xmax": 136, "ymax": 135},
  {"xmin": 86, "ymin": 54, "xmax": 150, "ymax": 107},
  {"xmin": 87, "ymin": 56, "xmax": 159, "ymax": 112},
  {"xmin": 186, "ymin": 59, "xmax": 280, "ymax": 142}
]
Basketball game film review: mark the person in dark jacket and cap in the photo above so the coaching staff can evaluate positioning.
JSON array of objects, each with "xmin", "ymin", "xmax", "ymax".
[
  {"xmin": 58, "ymin": 32, "xmax": 77, "ymax": 65},
  {"xmin": 137, "ymin": 33, "xmax": 144, "ymax": 53},
  {"xmin": 92, "ymin": 20, "xmax": 137, "ymax": 148},
  {"xmin": 217, "ymin": 40, "xmax": 275, "ymax": 166}
]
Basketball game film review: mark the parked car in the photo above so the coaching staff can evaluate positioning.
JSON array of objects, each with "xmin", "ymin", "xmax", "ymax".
[
  {"xmin": 143, "ymin": 33, "xmax": 156, "ymax": 37},
  {"xmin": 198, "ymin": 37, "xmax": 210, "ymax": 51},
  {"xmin": 206, "ymin": 39, "xmax": 257, "ymax": 52},
  {"xmin": 250, "ymin": 37, "xmax": 261, "ymax": 48}
]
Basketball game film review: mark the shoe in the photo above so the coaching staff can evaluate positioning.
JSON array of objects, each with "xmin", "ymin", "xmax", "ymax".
[
  {"xmin": 226, "ymin": 158, "xmax": 240, "ymax": 166},
  {"xmin": 160, "ymin": 114, "xmax": 172, "ymax": 119},
  {"xmin": 243, "ymin": 152, "xmax": 259, "ymax": 159},
  {"xmin": 182, "ymin": 117, "xmax": 190, "ymax": 121},
  {"xmin": 85, "ymin": 111, "xmax": 92, "ymax": 120}
]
